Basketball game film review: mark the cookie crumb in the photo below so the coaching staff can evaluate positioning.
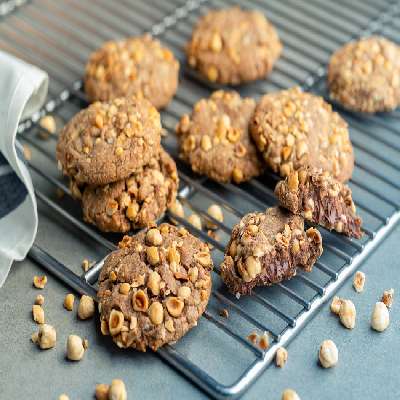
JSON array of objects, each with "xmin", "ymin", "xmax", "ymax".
[
  {"xmin": 35, "ymin": 294, "xmax": 45, "ymax": 305},
  {"xmin": 64, "ymin": 293, "xmax": 75, "ymax": 311},
  {"xmin": 219, "ymin": 308, "xmax": 229, "ymax": 318},
  {"xmin": 33, "ymin": 275, "xmax": 47, "ymax": 289},
  {"xmin": 353, "ymin": 271, "xmax": 365, "ymax": 293},
  {"xmin": 381, "ymin": 288, "xmax": 394, "ymax": 308},
  {"xmin": 275, "ymin": 347, "xmax": 288, "ymax": 368}
]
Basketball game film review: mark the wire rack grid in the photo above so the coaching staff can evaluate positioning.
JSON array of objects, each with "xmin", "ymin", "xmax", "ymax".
[{"xmin": 2, "ymin": 0, "xmax": 400, "ymax": 398}]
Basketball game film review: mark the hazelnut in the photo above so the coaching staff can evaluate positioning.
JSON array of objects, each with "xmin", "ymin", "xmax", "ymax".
[
  {"xmin": 275, "ymin": 347, "xmax": 288, "ymax": 368},
  {"xmin": 178, "ymin": 286, "xmax": 191, "ymax": 299},
  {"xmin": 167, "ymin": 246, "xmax": 181, "ymax": 267},
  {"xmin": 194, "ymin": 251, "xmax": 212, "ymax": 267},
  {"xmin": 282, "ymin": 389, "xmax": 301, "ymax": 400},
  {"xmin": 132, "ymin": 290, "xmax": 149, "ymax": 312},
  {"xmin": 371, "ymin": 302, "xmax": 390, "ymax": 332},
  {"xmin": 339, "ymin": 299, "xmax": 356, "ymax": 329},
  {"xmin": 82, "ymin": 258, "xmax": 91, "ymax": 272},
  {"xmin": 188, "ymin": 267, "xmax": 199, "ymax": 283},
  {"xmin": 381, "ymin": 288, "xmax": 394, "ymax": 308},
  {"xmin": 37, "ymin": 324, "xmax": 57, "ymax": 349},
  {"xmin": 245, "ymin": 256, "xmax": 262, "ymax": 280},
  {"xmin": 147, "ymin": 271, "xmax": 161, "ymax": 295},
  {"xmin": 247, "ymin": 332, "xmax": 258, "ymax": 344},
  {"xmin": 146, "ymin": 246, "xmax": 160, "ymax": 265},
  {"xmin": 258, "ymin": 332, "xmax": 270, "ymax": 350},
  {"xmin": 35, "ymin": 294, "xmax": 44, "ymax": 305},
  {"xmin": 165, "ymin": 319, "xmax": 175, "ymax": 333},
  {"xmin": 66, "ymin": 334, "xmax": 85, "ymax": 361},
  {"xmin": 206, "ymin": 204, "xmax": 223, "ymax": 229},
  {"xmin": 95, "ymin": 383, "xmax": 110, "ymax": 400},
  {"xmin": 146, "ymin": 228, "xmax": 163, "ymax": 246},
  {"xmin": 187, "ymin": 213, "xmax": 202, "ymax": 230},
  {"xmin": 100, "ymin": 319, "xmax": 110, "ymax": 336},
  {"xmin": 33, "ymin": 275, "xmax": 47, "ymax": 289},
  {"xmin": 39, "ymin": 115, "xmax": 56, "ymax": 134},
  {"xmin": 32, "ymin": 305, "xmax": 45, "ymax": 324},
  {"xmin": 109, "ymin": 379, "xmax": 127, "ymax": 400},
  {"xmin": 64, "ymin": 294, "xmax": 75, "ymax": 311},
  {"xmin": 168, "ymin": 200, "xmax": 185, "ymax": 224},
  {"xmin": 119, "ymin": 282, "xmax": 130, "ymax": 295},
  {"xmin": 78, "ymin": 295, "xmax": 95, "ymax": 320},
  {"xmin": 148, "ymin": 301, "xmax": 164, "ymax": 325},
  {"xmin": 109, "ymin": 309, "xmax": 124, "ymax": 336},
  {"xmin": 126, "ymin": 202, "xmax": 139, "ymax": 221},
  {"xmin": 58, "ymin": 395, "xmax": 69, "ymax": 400},
  {"xmin": 353, "ymin": 271, "xmax": 365, "ymax": 293},
  {"xmin": 318, "ymin": 339, "xmax": 338, "ymax": 368},
  {"xmin": 330, "ymin": 296, "xmax": 341, "ymax": 315},
  {"xmin": 166, "ymin": 297, "xmax": 184, "ymax": 317}
]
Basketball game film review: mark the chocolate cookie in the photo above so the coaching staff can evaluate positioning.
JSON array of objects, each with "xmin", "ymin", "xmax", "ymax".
[
  {"xmin": 56, "ymin": 97, "xmax": 161, "ymax": 186},
  {"xmin": 250, "ymin": 87, "xmax": 354, "ymax": 182},
  {"xmin": 186, "ymin": 7, "xmax": 282, "ymax": 84},
  {"xmin": 97, "ymin": 223, "xmax": 213, "ymax": 351},
  {"xmin": 328, "ymin": 36, "xmax": 400, "ymax": 113},
  {"xmin": 275, "ymin": 168, "xmax": 362, "ymax": 238},
  {"xmin": 176, "ymin": 90, "xmax": 264, "ymax": 183},
  {"xmin": 84, "ymin": 34, "xmax": 179, "ymax": 109},
  {"xmin": 81, "ymin": 149, "xmax": 178, "ymax": 232},
  {"xmin": 220, "ymin": 207, "xmax": 323, "ymax": 295}
]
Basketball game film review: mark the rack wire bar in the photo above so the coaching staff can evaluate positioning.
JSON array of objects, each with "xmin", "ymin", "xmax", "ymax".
[{"xmin": 3, "ymin": 0, "xmax": 400, "ymax": 398}]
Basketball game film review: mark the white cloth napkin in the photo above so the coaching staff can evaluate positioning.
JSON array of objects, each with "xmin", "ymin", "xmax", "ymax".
[{"xmin": 0, "ymin": 51, "xmax": 48, "ymax": 287}]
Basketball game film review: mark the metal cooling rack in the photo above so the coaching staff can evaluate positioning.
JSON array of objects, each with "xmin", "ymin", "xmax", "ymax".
[{"xmin": 2, "ymin": 0, "xmax": 400, "ymax": 398}]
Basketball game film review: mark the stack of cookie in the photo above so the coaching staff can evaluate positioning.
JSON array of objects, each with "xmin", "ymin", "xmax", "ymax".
[{"xmin": 56, "ymin": 97, "xmax": 178, "ymax": 233}]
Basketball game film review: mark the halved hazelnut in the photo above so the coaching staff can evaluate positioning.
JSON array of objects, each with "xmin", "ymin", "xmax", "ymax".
[
  {"xmin": 148, "ymin": 301, "xmax": 164, "ymax": 325},
  {"xmin": 132, "ymin": 290, "xmax": 149, "ymax": 312},
  {"xmin": 108, "ymin": 309, "xmax": 124, "ymax": 336},
  {"xmin": 166, "ymin": 297, "xmax": 184, "ymax": 317}
]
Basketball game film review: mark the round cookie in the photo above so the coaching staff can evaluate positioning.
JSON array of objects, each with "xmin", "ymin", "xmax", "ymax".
[
  {"xmin": 84, "ymin": 34, "xmax": 179, "ymax": 109},
  {"xmin": 56, "ymin": 97, "xmax": 161, "ymax": 186},
  {"xmin": 328, "ymin": 36, "xmax": 400, "ymax": 113},
  {"xmin": 186, "ymin": 7, "xmax": 282, "ymax": 85},
  {"xmin": 250, "ymin": 87, "xmax": 354, "ymax": 182},
  {"xmin": 82, "ymin": 149, "xmax": 178, "ymax": 232},
  {"xmin": 97, "ymin": 223, "xmax": 213, "ymax": 351},
  {"xmin": 176, "ymin": 90, "xmax": 264, "ymax": 183}
]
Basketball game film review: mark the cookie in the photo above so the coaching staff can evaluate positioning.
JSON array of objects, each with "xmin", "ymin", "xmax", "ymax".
[
  {"xmin": 97, "ymin": 223, "xmax": 213, "ymax": 351},
  {"xmin": 328, "ymin": 36, "xmax": 400, "ymax": 113},
  {"xmin": 176, "ymin": 90, "xmax": 264, "ymax": 183},
  {"xmin": 81, "ymin": 149, "xmax": 178, "ymax": 232},
  {"xmin": 275, "ymin": 168, "xmax": 362, "ymax": 238},
  {"xmin": 250, "ymin": 87, "xmax": 354, "ymax": 182},
  {"xmin": 84, "ymin": 34, "xmax": 179, "ymax": 109},
  {"xmin": 220, "ymin": 207, "xmax": 323, "ymax": 295},
  {"xmin": 56, "ymin": 97, "xmax": 161, "ymax": 186},
  {"xmin": 186, "ymin": 7, "xmax": 282, "ymax": 85}
]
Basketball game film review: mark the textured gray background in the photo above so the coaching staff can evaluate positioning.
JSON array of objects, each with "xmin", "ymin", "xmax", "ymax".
[{"xmin": 1, "ymin": 221, "xmax": 399, "ymax": 399}]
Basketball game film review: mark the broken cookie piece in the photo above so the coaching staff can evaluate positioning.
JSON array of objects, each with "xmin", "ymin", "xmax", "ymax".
[
  {"xmin": 275, "ymin": 168, "xmax": 362, "ymax": 238},
  {"xmin": 220, "ymin": 207, "xmax": 323, "ymax": 295}
]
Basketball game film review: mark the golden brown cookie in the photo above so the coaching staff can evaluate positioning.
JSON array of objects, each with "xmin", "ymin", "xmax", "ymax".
[
  {"xmin": 220, "ymin": 207, "xmax": 323, "ymax": 295},
  {"xmin": 186, "ymin": 7, "xmax": 282, "ymax": 84},
  {"xmin": 97, "ymin": 223, "xmax": 213, "ymax": 351},
  {"xmin": 84, "ymin": 34, "xmax": 179, "ymax": 109},
  {"xmin": 176, "ymin": 90, "xmax": 264, "ymax": 183},
  {"xmin": 250, "ymin": 87, "xmax": 354, "ymax": 182},
  {"xmin": 81, "ymin": 149, "xmax": 178, "ymax": 233},
  {"xmin": 56, "ymin": 97, "xmax": 161, "ymax": 186},
  {"xmin": 328, "ymin": 36, "xmax": 400, "ymax": 113}
]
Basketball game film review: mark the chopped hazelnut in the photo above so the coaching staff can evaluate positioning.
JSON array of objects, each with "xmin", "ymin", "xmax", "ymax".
[
  {"xmin": 275, "ymin": 347, "xmax": 288, "ymax": 368},
  {"xmin": 64, "ymin": 294, "xmax": 75, "ymax": 311},
  {"xmin": 330, "ymin": 296, "xmax": 342, "ymax": 315},
  {"xmin": 78, "ymin": 295, "xmax": 95, "ymax": 320},
  {"xmin": 67, "ymin": 334, "xmax": 85, "ymax": 361},
  {"xmin": 33, "ymin": 275, "xmax": 47, "ymax": 289},
  {"xmin": 371, "ymin": 301, "xmax": 390, "ymax": 332},
  {"xmin": 353, "ymin": 271, "xmax": 365, "ymax": 293},
  {"xmin": 101, "ymin": 319, "xmax": 110, "ymax": 336},
  {"xmin": 381, "ymin": 288, "xmax": 394, "ymax": 308},
  {"xmin": 165, "ymin": 319, "xmax": 175, "ymax": 333},
  {"xmin": 132, "ymin": 290, "xmax": 149, "ymax": 312},
  {"xmin": 282, "ymin": 388, "xmax": 301, "ymax": 400},
  {"xmin": 168, "ymin": 200, "xmax": 185, "ymax": 224},
  {"xmin": 177, "ymin": 286, "xmax": 191, "ymax": 299},
  {"xmin": 146, "ymin": 228, "xmax": 163, "ymax": 246},
  {"xmin": 318, "ymin": 339, "xmax": 338, "ymax": 368},
  {"xmin": 187, "ymin": 213, "xmax": 202, "ymax": 230},
  {"xmin": 148, "ymin": 301, "xmax": 164, "ymax": 325},
  {"xmin": 37, "ymin": 324, "xmax": 57, "ymax": 349},
  {"xmin": 147, "ymin": 271, "xmax": 161, "ymax": 296},
  {"xmin": 206, "ymin": 204, "xmax": 224, "ymax": 229},
  {"xmin": 95, "ymin": 383, "xmax": 110, "ymax": 400},
  {"xmin": 119, "ymin": 282, "xmax": 130, "ymax": 295},
  {"xmin": 338, "ymin": 299, "xmax": 356, "ymax": 329},
  {"xmin": 146, "ymin": 246, "xmax": 160, "ymax": 265},
  {"xmin": 258, "ymin": 332, "xmax": 270, "ymax": 350},
  {"xmin": 35, "ymin": 294, "xmax": 44, "ymax": 305},
  {"xmin": 82, "ymin": 259, "xmax": 93, "ymax": 272},
  {"xmin": 194, "ymin": 251, "xmax": 212, "ymax": 267},
  {"xmin": 32, "ymin": 305, "xmax": 45, "ymax": 324},
  {"xmin": 109, "ymin": 379, "xmax": 127, "ymax": 400},
  {"xmin": 166, "ymin": 297, "xmax": 184, "ymax": 317},
  {"xmin": 109, "ymin": 309, "xmax": 124, "ymax": 336}
]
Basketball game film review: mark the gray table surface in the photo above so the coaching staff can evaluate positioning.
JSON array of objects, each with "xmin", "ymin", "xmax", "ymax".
[{"xmin": 1, "ymin": 218, "xmax": 399, "ymax": 400}]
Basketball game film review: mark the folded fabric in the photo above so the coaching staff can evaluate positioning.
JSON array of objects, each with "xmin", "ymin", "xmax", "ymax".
[{"xmin": 0, "ymin": 51, "xmax": 48, "ymax": 287}]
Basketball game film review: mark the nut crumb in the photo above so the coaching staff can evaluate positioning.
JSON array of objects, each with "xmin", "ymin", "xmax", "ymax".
[
  {"xmin": 39, "ymin": 115, "xmax": 57, "ymax": 134},
  {"xmin": 32, "ymin": 304, "xmax": 45, "ymax": 324},
  {"xmin": 109, "ymin": 379, "xmax": 127, "ymax": 400},
  {"xmin": 338, "ymin": 299, "xmax": 356, "ymax": 329},
  {"xmin": 219, "ymin": 309, "xmax": 229, "ymax": 318},
  {"xmin": 275, "ymin": 347, "xmax": 288, "ymax": 368},
  {"xmin": 330, "ymin": 296, "xmax": 341, "ymax": 314},
  {"xmin": 353, "ymin": 271, "xmax": 365, "ymax": 293},
  {"xmin": 206, "ymin": 204, "xmax": 224, "ymax": 229},
  {"xmin": 258, "ymin": 332, "xmax": 270, "ymax": 350},
  {"xmin": 35, "ymin": 294, "xmax": 44, "ymax": 305},
  {"xmin": 282, "ymin": 388, "xmax": 301, "ymax": 400},
  {"xmin": 33, "ymin": 275, "xmax": 47, "ymax": 289},
  {"xmin": 64, "ymin": 293, "xmax": 75, "ymax": 311},
  {"xmin": 381, "ymin": 288, "xmax": 394, "ymax": 308},
  {"xmin": 81, "ymin": 259, "xmax": 92, "ymax": 272},
  {"xmin": 371, "ymin": 301, "xmax": 390, "ymax": 332},
  {"xmin": 187, "ymin": 213, "xmax": 202, "ymax": 230},
  {"xmin": 318, "ymin": 339, "xmax": 338, "ymax": 368}
]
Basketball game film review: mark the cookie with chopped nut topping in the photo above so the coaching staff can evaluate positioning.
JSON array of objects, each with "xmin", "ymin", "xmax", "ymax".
[
  {"xmin": 186, "ymin": 7, "xmax": 282, "ymax": 84},
  {"xmin": 328, "ymin": 36, "xmax": 400, "ymax": 113},
  {"xmin": 84, "ymin": 34, "xmax": 179, "ymax": 109},
  {"xmin": 220, "ymin": 207, "xmax": 323, "ymax": 295},
  {"xmin": 81, "ymin": 149, "xmax": 178, "ymax": 232},
  {"xmin": 56, "ymin": 97, "xmax": 162, "ymax": 186},
  {"xmin": 97, "ymin": 223, "xmax": 213, "ymax": 351},
  {"xmin": 250, "ymin": 87, "xmax": 354, "ymax": 182},
  {"xmin": 176, "ymin": 90, "xmax": 264, "ymax": 183},
  {"xmin": 275, "ymin": 167, "xmax": 362, "ymax": 238}
]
